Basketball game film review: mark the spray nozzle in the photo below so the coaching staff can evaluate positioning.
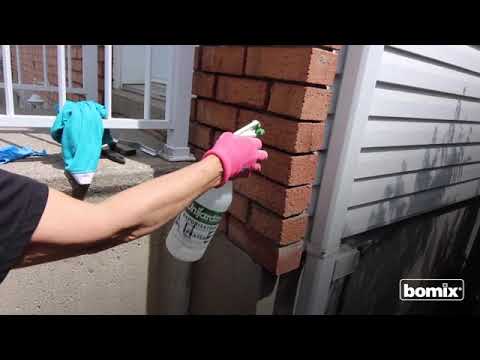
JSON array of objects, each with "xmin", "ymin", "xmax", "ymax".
[
  {"xmin": 234, "ymin": 120, "xmax": 265, "ymax": 138},
  {"xmin": 255, "ymin": 126, "xmax": 265, "ymax": 137}
]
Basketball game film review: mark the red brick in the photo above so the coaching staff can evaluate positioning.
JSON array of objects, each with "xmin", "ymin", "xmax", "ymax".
[
  {"xmin": 190, "ymin": 98, "xmax": 197, "ymax": 122},
  {"xmin": 218, "ymin": 213, "xmax": 228, "ymax": 234},
  {"xmin": 72, "ymin": 71, "xmax": 82, "ymax": 84},
  {"xmin": 196, "ymin": 99, "xmax": 237, "ymax": 131},
  {"xmin": 72, "ymin": 70, "xmax": 82, "ymax": 85},
  {"xmin": 216, "ymin": 76, "xmax": 268, "ymax": 109},
  {"xmin": 68, "ymin": 94, "xmax": 82, "ymax": 102},
  {"xmin": 246, "ymin": 47, "xmax": 337, "ymax": 86},
  {"xmin": 310, "ymin": 124, "xmax": 326, "ymax": 151},
  {"xmin": 213, "ymin": 130, "xmax": 223, "ymax": 144},
  {"xmin": 192, "ymin": 72, "xmax": 216, "ymax": 98},
  {"xmin": 48, "ymin": 75, "xmax": 57, "ymax": 85},
  {"xmin": 201, "ymin": 46, "xmax": 245, "ymax": 75},
  {"xmin": 262, "ymin": 147, "xmax": 318, "ymax": 186},
  {"xmin": 323, "ymin": 45, "xmax": 342, "ymax": 50},
  {"xmin": 249, "ymin": 204, "xmax": 308, "ymax": 245},
  {"xmin": 71, "ymin": 59, "xmax": 82, "ymax": 72},
  {"xmin": 234, "ymin": 174, "xmax": 311, "ymax": 217},
  {"xmin": 47, "ymin": 46, "xmax": 57, "ymax": 55},
  {"xmin": 268, "ymin": 82, "xmax": 331, "ymax": 121},
  {"xmin": 238, "ymin": 110, "xmax": 326, "ymax": 153},
  {"xmin": 228, "ymin": 216, "xmax": 304, "ymax": 275},
  {"xmin": 229, "ymin": 193, "xmax": 249, "ymax": 223},
  {"xmin": 71, "ymin": 47, "xmax": 82, "ymax": 59},
  {"xmin": 190, "ymin": 146, "xmax": 206, "ymax": 161},
  {"xmin": 194, "ymin": 46, "xmax": 201, "ymax": 70},
  {"xmin": 189, "ymin": 122, "xmax": 213, "ymax": 150}
]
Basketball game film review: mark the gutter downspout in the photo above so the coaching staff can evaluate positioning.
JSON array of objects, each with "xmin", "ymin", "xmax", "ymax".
[{"xmin": 293, "ymin": 45, "xmax": 384, "ymax": 315}]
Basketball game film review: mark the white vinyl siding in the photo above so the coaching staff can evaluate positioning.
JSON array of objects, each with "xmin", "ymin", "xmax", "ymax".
[{"xmin": 343, "ymin": 45, "xmax": 480, "ymax": 237}]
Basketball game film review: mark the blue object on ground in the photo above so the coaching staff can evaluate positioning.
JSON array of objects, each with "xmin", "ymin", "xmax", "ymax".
[{"xmin": 0, "ymin": 145, "xmax": 47, "ymax": 165}]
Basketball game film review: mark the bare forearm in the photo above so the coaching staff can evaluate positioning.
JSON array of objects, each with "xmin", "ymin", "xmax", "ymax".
[
  {"xmin": 20, "ymin": 156, "xmax": 223, "ymax": 267},
  {"xmin": 99, "ymin": 155, "xmax": 223, "ymax": 240},
  {"xmin": 19, "ymin": 126, "xmax": 267, "ymax": 270}
]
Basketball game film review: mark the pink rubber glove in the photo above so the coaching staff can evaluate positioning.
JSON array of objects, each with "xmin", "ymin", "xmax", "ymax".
[{"xmin": 203, "ymin": 132, "xmax": 268, "ymax": 186}]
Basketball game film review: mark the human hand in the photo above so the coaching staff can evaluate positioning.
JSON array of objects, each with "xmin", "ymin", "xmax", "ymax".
[{"xmin": 203, "ymin": 132, "xmax": 268, "ymax": 186}]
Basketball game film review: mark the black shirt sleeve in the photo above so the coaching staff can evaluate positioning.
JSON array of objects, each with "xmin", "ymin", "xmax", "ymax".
[{"xmin": 0, "ymin": 169, "xmax": 49, "ymax": 284}]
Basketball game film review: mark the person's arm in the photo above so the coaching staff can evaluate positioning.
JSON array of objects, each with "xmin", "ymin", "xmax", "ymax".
[
  {"xmin": 18, "ymin": 133, "xmax": 268, "ymax": 268},
  {"xmin": 18, "ymin": 156, "xmax": 223, "ymax": 267}
]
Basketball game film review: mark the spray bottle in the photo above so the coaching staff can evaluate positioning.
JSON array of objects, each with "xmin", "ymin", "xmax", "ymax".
[{"xmin": 166, "ymin": 120, "xmax": 265, "ymax": 262}]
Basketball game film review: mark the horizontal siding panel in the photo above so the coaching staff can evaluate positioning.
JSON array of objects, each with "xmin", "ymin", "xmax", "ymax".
[
  {"xmin": 389, "ymin": 45, "xmax": 480, "ymax": 75},
  {"xmin": 379, "ymin": 49, "xmax": 480, "ymax": 99},
  {"xmin": 363, "ymin": 120, "xmax": 480, "ymax": 148},
  {"xmin": 356, "ymin": 144, "xmax": 480, "ymax": 179},
  {"xmin": 350, "ymin": 162, "xmax": 480, "ymax": 207},
  {"xmin": 371, "ymin": 87, "xmax": 480, "ymax": 122},
  {"xmin": 343, "ymin": 178, "xmax": 480, "ymax": 237}
]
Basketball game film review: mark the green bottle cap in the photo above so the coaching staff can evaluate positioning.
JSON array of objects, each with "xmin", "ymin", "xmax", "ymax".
[
  {"xmin": 254, "ymin": 124, "xmax": 265, "ymax": 137},
  {"xmin": 256, "ymin": 128, "xmax": 265, "ymax": 137}
]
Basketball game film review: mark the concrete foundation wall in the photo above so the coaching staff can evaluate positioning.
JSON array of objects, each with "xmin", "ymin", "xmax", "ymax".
[
  {"xmin": 188, "ymin": 231, "xmax": 301, "ymax": 315},
  {"xmin": 0, "ymin": 223, "xmax": 298, "ymax": 315},
  {"xmin": 327, "ymin": 197, "xmax": 480, "ymax": 315},
  {"xmin": 0, "ymin": 191, "xmax": 179, "ymax": 315},
  {"xmin": 0, "ymin": 235, "xmax": 152, "ymax": 315}
]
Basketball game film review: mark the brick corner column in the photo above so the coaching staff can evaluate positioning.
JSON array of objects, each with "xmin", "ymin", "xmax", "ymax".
[{"xmin": 189, "ymin": 45, "xmax": 341, "ymax": 275}]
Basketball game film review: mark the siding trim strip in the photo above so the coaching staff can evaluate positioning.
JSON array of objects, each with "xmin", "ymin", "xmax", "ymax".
[{"xmin": 294, "ymin": 45, "xmax": 385, "ymax": 315}]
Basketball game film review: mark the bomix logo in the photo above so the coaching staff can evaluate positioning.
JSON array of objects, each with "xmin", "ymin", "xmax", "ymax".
[{"xmin": 399, "ymin": 279, "xmax": 464, "ymax": 301}]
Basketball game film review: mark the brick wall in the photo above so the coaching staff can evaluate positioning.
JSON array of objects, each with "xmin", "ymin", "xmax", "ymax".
[
  {"xmin": 10, "ymin": 45, "xmax": 105, "ymax": 107},
  {"xmin": 190, "ymin": 45, "xmax": 340, "ymax": 275}
]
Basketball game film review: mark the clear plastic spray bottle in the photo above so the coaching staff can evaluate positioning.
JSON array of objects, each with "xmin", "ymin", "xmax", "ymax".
[{"xmin": 166, "ymin": 121, "xmax": 265, "ymax": 262}]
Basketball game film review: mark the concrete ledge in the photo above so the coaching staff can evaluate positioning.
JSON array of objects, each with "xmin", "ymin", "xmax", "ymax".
[
  {"xmin": 0, "ymin": 128, "xmax": 190, "ymax": 196},
  {"xmin": 0, "ymin": 127, "xmax": 192, "ymax": 315}
]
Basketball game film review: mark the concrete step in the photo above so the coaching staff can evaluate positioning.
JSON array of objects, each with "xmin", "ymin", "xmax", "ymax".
[
  {"xmin": 0, "ymin": 127, "xmax": 193, "ymax": 315},
  {"xmin": 0, "ymin": 128, "xmax": 188, "ymax": 199}
]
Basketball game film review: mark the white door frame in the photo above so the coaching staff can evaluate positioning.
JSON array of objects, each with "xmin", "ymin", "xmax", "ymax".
[{"xmin": 294, "ymin": 45, "xmax": 385, "ymax": 315}]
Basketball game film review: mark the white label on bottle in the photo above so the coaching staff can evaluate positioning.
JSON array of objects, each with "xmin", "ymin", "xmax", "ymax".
[{"xmin": 174, "ymin": 201, "xmax": 224, "ymax": 250}]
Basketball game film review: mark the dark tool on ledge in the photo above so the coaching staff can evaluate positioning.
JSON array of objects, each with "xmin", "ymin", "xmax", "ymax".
[
  {"xmin": 101, "ymin": 144, "xmax": 125, "ymax": 164},
  {"xmin": 110, "ymin": 142, "xmax": 137, "ymax": 157},
  {"xmin": 101, "ymin": 142, "xmax": 138, "ymax": 165},
  {"xmin": 113, "ymin": 139, "xmax": 158, "ymax": 157},
  {"xmin": 100, "ymin": 129, "xmax": 138, "ymax": 165}
]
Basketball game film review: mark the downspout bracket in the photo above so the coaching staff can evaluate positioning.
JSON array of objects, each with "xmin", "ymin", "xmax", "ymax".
[
  {"xmin": 332, "ymin": 244, "xmax": 360, "ymax": 281},
  {"xmin": 305, "ymin": 242, "xmax": 359, "ymax": 281}
]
